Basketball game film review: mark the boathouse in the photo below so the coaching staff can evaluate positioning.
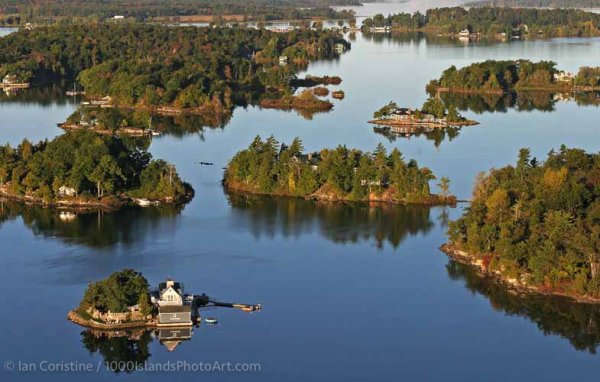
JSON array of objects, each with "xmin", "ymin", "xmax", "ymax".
[
  {"xmin": 156, "ymin": 279, "xmax": 192, "ymax": 326},
  {"xmin": 157, "ymin": 305, "xmax": 192, "ymax": 326}
]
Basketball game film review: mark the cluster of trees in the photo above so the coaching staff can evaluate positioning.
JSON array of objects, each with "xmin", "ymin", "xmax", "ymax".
[
  {"xmin": 574, "ymin": 66, "xmax": 600, "ymax": 86},
  {"xmin": 448, "ymin": 146, "xmax": 600, "ymax": 297},
  {"xmin": 79, "ymin": 269, "xmax": 152, "ymax": 315},
  {"xmin": 429, "ymin": 60, "xmax": 562, "ymax": 92},
  {"xmin": 224, "ymin": 136, "xmax": 454, "ymax": 204},
  {"xmin": 0, "ymin": 23, "xmax": 348, "ymax": 110},
  {"xmin": 0, "ymin": 131, "xmax": 189, "ymax": 202},
  {"xmin": 0, "ymin": 0, "xmax": 357, "ymax": 26},
  {"xmin": 362, "ymin": 6, "xmax": 600, "ymax": 37}
]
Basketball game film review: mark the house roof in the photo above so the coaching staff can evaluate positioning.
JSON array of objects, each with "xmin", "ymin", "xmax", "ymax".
[
  {"xmin": 159, "ymin": 281, "xmax": 182, "ymax": 291},
  {"xmin": 159, "ymin": 305, "xmax": 191, "ymax": 313},
  {"xmin": 393, "ymin": 108, "xmax": 412, "ymax": 115}
]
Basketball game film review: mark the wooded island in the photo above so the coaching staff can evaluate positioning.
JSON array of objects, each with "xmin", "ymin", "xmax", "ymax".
[
  {"xmin": 428, "ymin": 60, "xmax": 600, "ymax": 94},
  {"xmin": 0, "ymin": 131, "xmax": 192, "ymax": 209},
  {"xmin": 223, "ymin": 136, "xmax": 456, "ymax": 205},
  {"xmin": 444, "ymin": 147, "xmax": 600, "ymax": 302}
]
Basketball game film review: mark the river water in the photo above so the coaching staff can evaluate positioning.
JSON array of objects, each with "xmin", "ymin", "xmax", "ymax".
[{"xmin": 2, "ymin": 2, "xmax": 600, "ymax": 381}]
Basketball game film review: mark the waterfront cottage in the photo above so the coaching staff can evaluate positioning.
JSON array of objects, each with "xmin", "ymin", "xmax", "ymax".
[
  {"xmin": 554, "ymin": 71, "xmax": 574, "ymax": 83},
  {"xmin": 390, "ymin": 108, "xmax": 413, "ymax": 121},
  {"xmin": 58, "ymin": 186, "xmax": 77, "ymax": 197},
  {"xmin": 158, "ymin": 279, "xmax": 184, "ymax": 306},
  {"xmin": 155, "ymin": 279, "xmax": 192, "ymax": 326},
  {"xmin": 2, "ymin": 74, "xmax": 18, "ymax": 85}
]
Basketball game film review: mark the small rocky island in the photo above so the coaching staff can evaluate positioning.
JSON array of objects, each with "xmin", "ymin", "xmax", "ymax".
[
  {"xmin": 0, "ymin": 131, "xmax": 193, "ymax": 210},
  {"xmin": 223, "ymin": 136, "xmax": 456, "ymax": 206},
  {"xmin": 69, "ymin": 269, "xmax": 261, "ymax": 329},
  {"xmin": 444, "ymin": 146, "xmax": 600, "ymax": 303},
  {"xmin": 369, "ymin": 99, "xmax": 478, "ymax": 130}
]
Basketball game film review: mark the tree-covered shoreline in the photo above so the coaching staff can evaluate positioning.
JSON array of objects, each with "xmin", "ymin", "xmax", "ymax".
[
  {"xmin": 223, "ymin": 136, "xmax": 456, "ymax": 206},
  {"xmin": 0, "ymin": 131, "xmax": 193, "ymax": 209},
  {"xmin": 446, "ymin": 147, "xmax": 600, "ymax": 302},
  {"xmin": 362, "ymin": 6, "xmax": 600, "ymax": 38},
  {"xmin": 428, "ymin": 60, "xmax": 600, "ymax": 94}
]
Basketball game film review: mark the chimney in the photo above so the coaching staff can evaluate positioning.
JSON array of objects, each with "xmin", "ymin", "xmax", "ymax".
[{"xmin": 166, "ymin": 279, "xmax": 174, "ymax": 289}]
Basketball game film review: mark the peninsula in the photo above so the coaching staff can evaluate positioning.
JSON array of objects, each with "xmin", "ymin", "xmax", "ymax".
[
  {"xmin": 444, "ymin": 146, "xmax": 600, "ymax": 303},
  {"xmin": 0, "ymin": 131, "xmax": 193, "ymax": 210},
  {"xmin": 223, "ymin": 136, "xmax": 456, "ymax": 205},
  {"xmin": 428, "ymin": 60, "xmax": 600, "ymax": 95},
  {"xmin": 0, "ymin": 23, "xmax": 349, "ymax": 116},
  {"xmin": 69, "ymin": 269, "xmax": 261, "ymax": 330}
]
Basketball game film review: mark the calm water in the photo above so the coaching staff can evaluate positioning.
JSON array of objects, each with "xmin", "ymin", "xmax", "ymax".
[{"xmin": 3, "ymin": 3, "xmax": 600, "ymax": 381}]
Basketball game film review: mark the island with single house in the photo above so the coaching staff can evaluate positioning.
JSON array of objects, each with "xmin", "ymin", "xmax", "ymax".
[
  {"xmin": 68, "ymin": 269, "xmax": 261, "ymax": 330},
  {"xmin": 369, "ymin": 99, "xmax": 479, "ymax": 135}
]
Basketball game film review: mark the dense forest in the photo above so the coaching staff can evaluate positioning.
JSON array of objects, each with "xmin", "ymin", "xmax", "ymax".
[
  {"xmin": 223, "ymin": 136, "xmax": 455, "ymax": 205},
  {"xmin": 467, "ymin": 0, "xmax": 600, "ymax": 8},
  {"xmin": 428, "ymin": 60, "xmax": 600, "ymax": 93},
  {"xmin": 0, "ymin": 0, "xmax": 358, "ymax": 26},
  {"xmin": 447, "ymin": 147, "xmax": 600, "ymax": 299},
  {"xmin": 0, "ymin": 131, "xmax": 190, "ymax": 204},
  {"xmin": 79, "ymin": 269, "xmax": 152, "ymax": 314},
  {"xmin": 0, "ymin": 23, "xmax": 348, "ymax": 112},
  {"xmin": 362, "ymin": 6, "xmax": 600, "ymax": 37}
]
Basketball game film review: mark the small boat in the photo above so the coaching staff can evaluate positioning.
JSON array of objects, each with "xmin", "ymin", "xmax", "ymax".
[{"xmin": 204, "ymin": 317, "xmax": 218, "ymax": 324}]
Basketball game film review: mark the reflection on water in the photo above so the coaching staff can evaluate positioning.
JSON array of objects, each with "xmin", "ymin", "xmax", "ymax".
[
  {"xmin": 0, "ymin": 200, "xmax": 185, "ymax": 248},
  {"xmin": 373, "ymin": 124, "xmax": 463, "ymax": 148},
  {"xmin": 82, "ymin": 324, "xmax": 201, "ymax": 372},
  {"xmin": 435, "ymin": 91, "xmax": 600, "ymax": 114},
  {"xmin": 226, "ymin": 191, "xmax": 441, "ymax": 249},
  {"xmin": 447, "ymin": 260, "xmax": 600, "ymax": 354},
  {"xmin": 0, "ymin": 83, "xmax": 78, "ymax": 106},
  {"xmin": 82, "ymin": 329, "xmax": 153, "ymax": 373}
]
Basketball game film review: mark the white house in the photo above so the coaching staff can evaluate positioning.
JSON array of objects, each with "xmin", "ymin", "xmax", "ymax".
[
  {"xmin": 554, "ymin": 71, "xmax": 574, "ymax": 83},
  {"xmin": 158, "ymin": 279, "xmax": 184, "ymax": 306},
  {"xmin": 2, "ymin": 74, "xmax": 18, "ymax": 85},
  {"xmin": 58, "ymin": 186, "xmax": 77, "ymax": 197}
]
